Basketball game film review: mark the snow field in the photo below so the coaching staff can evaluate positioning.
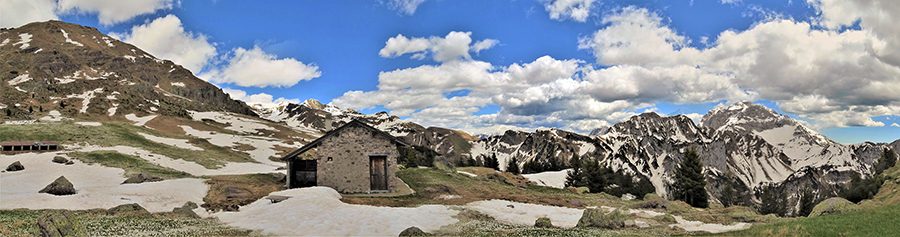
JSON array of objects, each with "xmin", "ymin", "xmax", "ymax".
[
  {"xmin": 466, "ymin": 199, "xmax": 584, "ymax": 228},
  {"xmin": 216, "ymin": 187, "xmax": 460, "ymax": 236},
  {"xmin": 179, "ymin": 125, "xmax": 299, "ymax": 166},
  {"xmin": 138, "ymin": 132, "xmax": 203, "ymax": 151},
  {"xmin": 0, "ymin": 152, "xmax": 207, "ymax": 212},
  {"xmin": 125, "ymin": 113, "xmax": 157, "ymax": 126},
  {"xmin": 522, "ymin": 169, "xmax": 571, "ymax": 189}
]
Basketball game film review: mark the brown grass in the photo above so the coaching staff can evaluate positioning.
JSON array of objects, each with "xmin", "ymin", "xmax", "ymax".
[{"xmin": 201, "ymin": 174, "xmax": 285, "ymax": 212}]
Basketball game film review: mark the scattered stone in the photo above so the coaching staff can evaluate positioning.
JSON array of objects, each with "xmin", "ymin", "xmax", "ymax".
[
  {"xmin": 65, "ymin": 160, "xmax": 74, "ymax": 165},
  {"xmin": 6, "ymin": 161, "xmax": 24, "ymax": 171},
  {"xmin": 122, "ymin": 173, "xmax": 163, "ymax": 184},
  {"xmin": 535, "ymin": 217, "xmax": 553, "ymax": 228},
  {"xmin": 107, "ymin": 203, "xmax": 151, "ymax": 217},
  {"xmin": 172, "ymin": 202, "xmax": 201, "ymax": 219},
  {"xmin": 506, "ymin": 204, "xmax": 515, "ymax": 208},
  {"xmin": 52, "ymin": 156, "xmax": 68, "ymax": 164},
  {"xmin": 577, "ymin": 208, "xmax": 626, "ymax": 229},
  {"xmin": 223, "ymin": 204, "xmax": 240, "ymax": 212},
  {"xmin": 39, "ymin": 176, "xmax": 76, "ymax": 196},
  {"xmin": 398, "ymin": 226, "xmax": 431, "ymax": 236},
  {"xmin": 265, "ymin": 195, "xmax": 290, "ymax": 203},
  {"xmin": 570, "ymin": 199, "xmax": 584, "ymax": 207},
  {"xmin": 35, "ymin": 210, "xmax": 87, "ymax": 237},
  {"xmin": 809, "ymin": 197, "xmax": 859, "ymax": 217},
  {"xmin": 621, "ymin": 193, "xmax": 636, "ymax": 201}
]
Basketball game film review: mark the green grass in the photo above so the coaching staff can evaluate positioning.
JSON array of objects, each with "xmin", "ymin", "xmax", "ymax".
[
  {"xmin": 0, "ymin": 209, "xmax": 251, "ymax": 236},
  {"xmin": 0, "ymin": 122, "xmax": 254, "ymax": 168},
  {"xmin": 701, "ymin": 203, "xmax": 900, "ymax": 237},
  {"xmin": 68, "ymin": 151, "xmax": 192, "ymax": 179}
]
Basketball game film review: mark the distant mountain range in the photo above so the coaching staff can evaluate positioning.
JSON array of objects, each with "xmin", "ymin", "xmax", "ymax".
[{"xmin": 4, "ymin": 20, "xmax": 898, "ymax": 216}]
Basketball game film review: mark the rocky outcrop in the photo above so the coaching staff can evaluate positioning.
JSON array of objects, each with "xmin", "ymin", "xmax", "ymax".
[
  {"xmin": 398, "ymin": 226, "xmax": 431, "ymax": 236},
  {"xmin": 121, "ymin": 173, "xmax": 163, "ymax": 184},
  {"xmin": 35, "ymin": 210, "xmax": 87, "ymax": 237},
  {"xmin": 39, "ymin": 176, "xmax": 76, "ymax": 196},
  {"xmin": 808, "ymin": 197, "xmax": 858, "ymax": 217},
  {"xmin": 107, "ymin": 203, "xmax": 151, "ymax": 217}
]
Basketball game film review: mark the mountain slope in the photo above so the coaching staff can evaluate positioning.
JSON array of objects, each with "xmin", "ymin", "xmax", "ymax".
[{"xmin": 0, "ymin": 20, "xmax": 255, "ymax": 121}]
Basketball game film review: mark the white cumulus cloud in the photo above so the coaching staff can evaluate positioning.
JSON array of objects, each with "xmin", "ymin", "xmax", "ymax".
[
  {"xmin": 222, "ymin": 88, "xmax": 300, "ymax": 109},
  {"xmin": 57, "ymin": 0, "xmax": 175, "ymax": 26},
  {"xmin": 0, "ymin": 0, "xmax": 58, "ymax": 28},
  {"xmin": 202, "ymin": 46, "xmax": 321, "ymax": 88},
  {"xmin": 378, "ymin": 31, "xmax": 498, "ymax": 62},
  {"xmin": 542, "ymin": 0, "xmax": 597, "ymax": 22},
  {"xmin": 110, "ymin": 15, "xmax": 216, "ymax": 74}
]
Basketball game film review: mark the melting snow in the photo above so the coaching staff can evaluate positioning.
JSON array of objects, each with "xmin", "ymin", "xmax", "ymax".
[
  {"xmin": 670, "ymin": 215, "xmax": 751, "ymax": 233},
  {"xmin": 108, "ymin": 103, "xmax": 118, "ymax": 116},
  {"xmin": 457, "ymin": 170, "xmax": 477, "ymax": 177},
  {"xmin": 123, "ymin": 55, "xmax": 136, "ymax": 62},
  {"xmin": 64, "ymin": 88, "xmax": 103, "ymax": 113},
  {"xmin": 138, "ymin": 132, "xmax": 203, "ymax": 151},
  {"xmin": 466, "ymin": 200, "xmax": 583, "ymax": 228},
  {"xmin": 125, "ymin": 113, "xmax": 157, "ymax": 126},
  {"xmin": 179, "ymin": 125, "xmax": 298, "ymax": 166},
  {"xmin": 522, "ymin": 169, "xmax": 571, "ymax": 189},
  {"xmin": 216, "ymin": 187, "xmax": 459, "ymax": 236},
  {"xmin": 14, "ymin": 86, "xmax": 26, "ymax": 92},
  {"xmin": 170, "ymin": 82, "xmax": 185, "ymax": 87},
  {"xmin": 0, "ymin": 38, "xmax": 8, "ymax": 47},
  {"xmin": 75, "ymin": 145, "xmax": 279, "ymax": 176},
  {"xmin": 0, "ymin": 152, "xmax": 207, "ymax": 212},
  {"xmin": 189, "ymin": 111, "xmax": 277, "ymax": 134},
  {"xmin": 33, "ymin": 48, "xmax": 42, "ymax": 54},
  {"xmin": 13, "ymin": 33, "xmax": 31, "ymax": 49},
  {"xmin": 7, "ymin": 74, "xmax": 31, "ymax": 86},
  {"xmin": 39, "ymin": 110, "xmax": 66, "ymax": 122},
  {"xmin": 102, "ymin": 36, "xmax": 114, "ymax": 47},
  {"xmin": 75, "ymin": 122, "xmax": 102, "ymax": 126},
  {"xmin": 60, "ymin": 29, "xmax": 84, "ymax": 47}
]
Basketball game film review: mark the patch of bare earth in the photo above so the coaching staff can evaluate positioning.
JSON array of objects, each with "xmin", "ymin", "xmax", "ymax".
[{"xmin": 201, "ymin": 174, "xmax": 285, "ymax": 212}]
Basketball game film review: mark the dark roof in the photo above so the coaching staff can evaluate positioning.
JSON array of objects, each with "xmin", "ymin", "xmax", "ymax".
[
  {"xmin": 2, "ymin": 141, "xmax": 58, "ymax": 146},
  {"xmin": 281, "ymin": 120, "xmax": 410, "ymax": 161}
]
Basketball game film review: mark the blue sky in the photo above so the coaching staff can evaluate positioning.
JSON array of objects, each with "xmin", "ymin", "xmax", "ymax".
[{"xmin": 3, "ymin": 0, "xmax": 899, "ymax": 144}]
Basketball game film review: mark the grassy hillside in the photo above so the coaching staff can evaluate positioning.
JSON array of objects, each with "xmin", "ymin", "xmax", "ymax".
[{"xmin": 0, "ymin": 121, "xmax": 253, "ymax": 168}]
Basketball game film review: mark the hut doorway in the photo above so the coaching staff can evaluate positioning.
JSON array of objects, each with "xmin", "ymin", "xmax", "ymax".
[
  {"xmin": 290, "ymin": 160, "xmax": 317, "ymax": 188},
  {"xmin": 369, "ymin": 156, "xmax": 388, "ymax": 191}
]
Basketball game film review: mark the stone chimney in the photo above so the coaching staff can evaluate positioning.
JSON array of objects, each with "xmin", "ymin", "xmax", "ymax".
[{"xmin": 324, "ymin": 114, "xmax": 332, "ymax": 132}]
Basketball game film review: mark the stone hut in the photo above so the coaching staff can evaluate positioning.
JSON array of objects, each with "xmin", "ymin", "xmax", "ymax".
[{"xmin": 281, "ymin": 120, "xmax": 409, "ymax": 193}]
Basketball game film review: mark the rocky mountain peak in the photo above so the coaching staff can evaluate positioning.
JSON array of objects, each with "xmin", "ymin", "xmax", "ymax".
[
  {"xmin": 700, "ymin": 101, "xmax": 790, "ymax": 133},
  {"xmin": 300, "ymin": 99, "xmax": 325, "ymax": 110},
  {"xmin": 608, "ymin": 112, "xmax": 702, "ymax": 142}
]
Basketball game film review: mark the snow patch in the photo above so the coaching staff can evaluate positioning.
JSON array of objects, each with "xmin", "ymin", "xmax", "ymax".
[
  {"xmin": 456, "ymin": 170, "xmax": 477, "ymax": 177},
  {"xmin": 64, "ymin": 88, "xmax": 103, "ymax": 113},
  {"xmin": 216, "ymin": 187, "xmax": 459, "ymax": 236},
  {"xmin": 75, "ymin": 122, "xmax": 102, "ymax": 126},
  {"xmin": 138, "ymin": 132, "xmax": 203, "ymax": 151},
  {"xmin": 7, "ymin": 74, "xmax": 31, "ymax": 86},
  {"xmin": 14, "ymin": 86, "xmax": 26, "ymax": 93},
  {"xmin": 39, "ymin": 110, "xmax": 66, "ymax": 122},
  {"xmin": 13, "ymin": 33, "xmax": 31, "ymax": 49},
  {"xmin": 170, "ymin": 82, "xmax": 185, "ymax": 87},
  {"xmin": 123, "ymin": 55, "xmax": 136, "ymax": 62},
  {"xmin": 75, "ymin": 145, "xmax": 278, "ymax": 176},
  {"xmin": 522, "ymin": 169, "xmax": 571, "ymax": 189},
  {"xmin": 0, "ymin": 38, "xmax": 9, "ymax": 47},
  {"xmin": 125, "ymin": 113, "xmax": 157, "ymax": 126},
  {"xmin": 670, "ymin": 215, "xmax": 751, "ymax": 233},
  {"xmin": 0, "ymin": 151, "xmax": 207, "ymax": 212},
  {"xmin": 466, "ymin": 199, "xmax": 583, "ymax": 228},
  {"xmin": 60, "ymin": 29, "xmax": 84, "ymax": 47},
  {"xmin": 102, "ymin": 36, "xmax": 114, "ymax": 47}
]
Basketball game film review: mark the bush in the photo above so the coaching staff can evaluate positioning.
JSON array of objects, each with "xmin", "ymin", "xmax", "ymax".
[{"xmin": 534, "ymin": 217, "xmax": 552, "ymax": 228}]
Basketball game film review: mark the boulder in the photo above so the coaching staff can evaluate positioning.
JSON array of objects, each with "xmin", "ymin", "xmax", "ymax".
[
  {"xmin": 172, "ymin": 202, "xmax": 201, "ymax": 219},
  {"xmin": 569, "ymin": 199, "xmax": 584, "ymax": 207},
  {"xmin": 34, "ymin": 210, "xmax": 87, "ymax": 237},
  {"xmin": 223, "ymin": 204, "xmax": 240, "ymax": 212},
  {"xmin": 534, "ymin": 217, "xmax": 553, "ymax": 228},
  {"xmin": 6, "ymin": 161, "xmax": 24, "ymax": 171},
  {"xmin": 52, "ymin": 156, "xmax": 68, "ymax": 164},
  {"xmin": 65, "ymin": 161, "xmax": 74, "ymax": 165},
  {"xmin": 107, "ymin": 203, "xmax": 152, "ymax": 217},
  {"xmin": 809, "ymin": 197, "xmax": 859, "ymax": 217},
  {"xmin": 576, "ymin": 208, "xmax": 627, "ymax": 229},
  {"xmin": 39, "ymin": 176, "xmax": 76, "ymax": 196},
  {"xmin": 398, "ymin": 226, "xmax": 431, "ymax": 236},
  {"xmin": 566, "ymin": 186, "xmax": 582, "ymax": 194},
  {"xmin": 122, "ymin": 173, "xmax": 163, "ymax": 184}
]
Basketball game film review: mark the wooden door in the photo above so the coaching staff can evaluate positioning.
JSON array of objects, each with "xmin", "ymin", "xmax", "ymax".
[{"xmin": 370, "ymin": 156, "xmax": 387, "ymax": 190}]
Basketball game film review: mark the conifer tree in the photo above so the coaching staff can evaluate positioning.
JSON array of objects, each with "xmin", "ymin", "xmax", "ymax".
[
  {"xmin": 876, "ymin": 148, "xmax": 897, "ymax": 175},
  {"xmin": 565, "ymin": 154, "xmax": 585, "ymax": 187},
  {"xmin": 507, "ymin": 157, "xmax": 520, "ymax": 175},
  {"xmin": 405, "ymin": 147, "xmax": 418, "ymax": 168},
  {"xmin": 673, "ymin": 147, "xmax": 708, "ymax": 208},
  {"xmin": 798, "ymin": 186, "xmax": 815, "ymax": 217}
]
